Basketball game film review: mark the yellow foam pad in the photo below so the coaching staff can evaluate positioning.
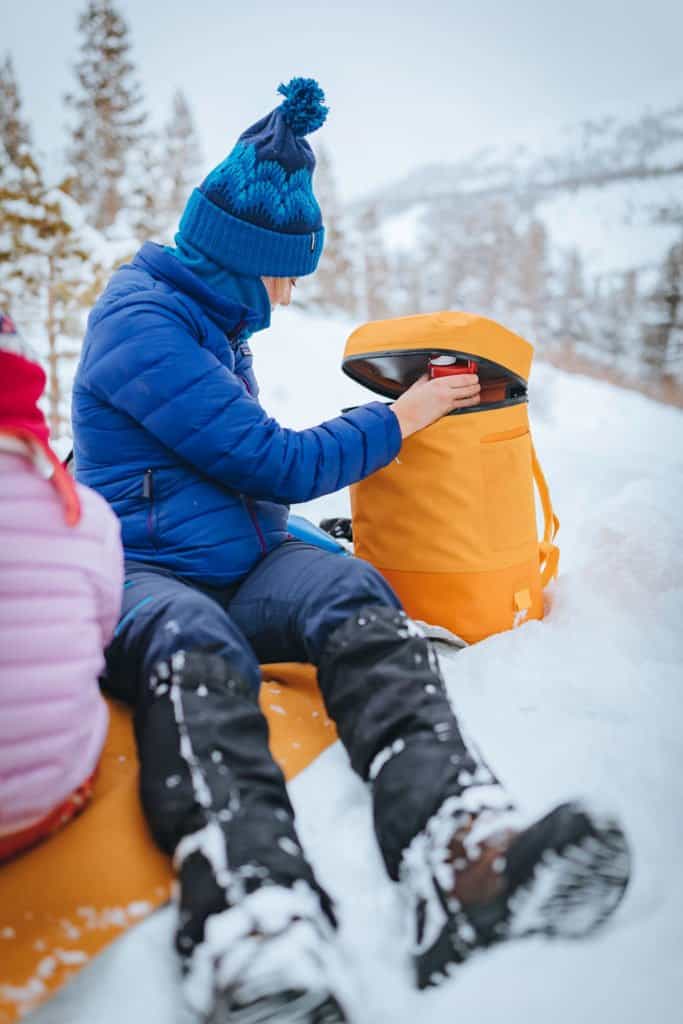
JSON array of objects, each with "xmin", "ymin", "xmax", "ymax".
[{"xmin": 0, "ymin": 664, "xmax": 335, "ymax": 1023}]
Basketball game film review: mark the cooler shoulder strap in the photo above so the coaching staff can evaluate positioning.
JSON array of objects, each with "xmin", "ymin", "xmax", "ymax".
[{"xmin": 530, "ymin": 438, "xmax": 560, "ymax": 587}]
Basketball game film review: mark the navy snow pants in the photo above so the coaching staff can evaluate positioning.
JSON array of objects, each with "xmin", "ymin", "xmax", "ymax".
[
  {"xmin": 104, "ymin": 540, "xmax": 491, "ymax": 953},
  {"xmin": 107, "ymin": 539, "xmax": 400, "ymax": 703}
]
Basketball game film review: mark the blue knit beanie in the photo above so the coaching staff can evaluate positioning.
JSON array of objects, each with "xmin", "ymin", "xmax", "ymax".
[{"xmin": 177, "ymin": 78, "xmax": 328, "ymax": 278}]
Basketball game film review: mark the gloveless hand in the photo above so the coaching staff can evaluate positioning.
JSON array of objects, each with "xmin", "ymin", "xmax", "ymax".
[{"xmin": 391, "ymin": 373, "xmax": 481, "ymax": 439}]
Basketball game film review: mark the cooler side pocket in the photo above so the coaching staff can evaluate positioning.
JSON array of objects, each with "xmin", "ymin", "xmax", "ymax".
[{"xmin": 480, "ymin": 432, "xmax": 537, "ymax": 551}]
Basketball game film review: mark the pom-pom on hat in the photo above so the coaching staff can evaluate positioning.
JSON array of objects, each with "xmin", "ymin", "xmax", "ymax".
[{"xmin": 178, "ymin": 78, "xmax": 328, "ymax": 278}]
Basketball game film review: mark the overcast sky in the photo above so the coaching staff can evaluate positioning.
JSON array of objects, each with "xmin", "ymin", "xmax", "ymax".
[{"xmin": 2, "ymin": 0, "xmax": 682, "ymax": 201}]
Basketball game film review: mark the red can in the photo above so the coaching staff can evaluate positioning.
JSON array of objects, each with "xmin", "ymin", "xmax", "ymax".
[{"xmin": 428, "ymin": 355, "xmax": 478, "ymax": 379}]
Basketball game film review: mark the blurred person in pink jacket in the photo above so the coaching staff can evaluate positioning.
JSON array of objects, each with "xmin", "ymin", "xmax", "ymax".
[{"xmin": 0, "ymin": 311, "xmax": 123, "ymax": 861}]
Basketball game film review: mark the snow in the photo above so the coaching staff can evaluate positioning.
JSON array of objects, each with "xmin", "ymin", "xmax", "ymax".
[
  {"xmin": 25, "ymin": 307, "xmax": 683, "ymax": 1024},
  {"xmin": 536, "ymin": 174, "xmax": 683, "ymax": 277},
  {"xmin": 380, "ymin": 203, "xmax": 427, "ymax": 253},
  {"xmin": 182, "ymin": 881, "xmax": 339, "ymax": 1017}
]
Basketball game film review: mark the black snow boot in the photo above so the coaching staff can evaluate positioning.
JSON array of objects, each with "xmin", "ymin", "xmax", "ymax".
[
  {"xmin": 137, "ymin": 651, "xmax": 348, "ymax": 1022},
  {"xmin": 400, "ymin": 795, "xmax": 631, "ymax": 988},
  {"xmin": 317, "ymin": 605, "xmax": 630, "ymax": 990},
  {"xmin": 189, "ymin": 882, "xmax": 351, "ymax": 1024},
  {"xmin": 317, "ymin": 604, "xmax": 510, "ymax": 880}
]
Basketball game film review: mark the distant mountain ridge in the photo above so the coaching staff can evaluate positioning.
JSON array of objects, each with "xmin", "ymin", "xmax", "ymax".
[
  {"xmin": 355, "ymin": 102, "xmax": 683, "ymax": 216},
  {"xmin": 340, "ymin": 101, "xmax": 683, "ymax": 406}
]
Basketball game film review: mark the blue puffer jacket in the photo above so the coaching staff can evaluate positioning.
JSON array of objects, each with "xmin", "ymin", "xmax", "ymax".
[{"xmin": 72, "ymin": 243, "xmax": 401, "ymax": 584}]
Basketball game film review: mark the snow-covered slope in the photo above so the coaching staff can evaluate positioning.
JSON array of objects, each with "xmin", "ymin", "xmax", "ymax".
[
  {"xmin": 536, "ymin": 174, "xmax": 683, "ymax": 278},
  {"xmin": 357, "ymin": 103, "xmax": 683, "ymax": 395},
  {"xmin": 377, "ymin": 166, "xmax": 683, "ymax": 289},
  {"xmin": 26, "ymin": 308, "xmax": 683, "ymax": 1024},
  {"xmin": 367, "ymin": 104, "xmax": 683, "ymax": 213}
]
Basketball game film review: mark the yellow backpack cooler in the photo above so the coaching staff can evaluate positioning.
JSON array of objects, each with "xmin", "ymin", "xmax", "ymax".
[{"xmin": 343, "ymin": 311, "xmax": 560, "ymax": 645}]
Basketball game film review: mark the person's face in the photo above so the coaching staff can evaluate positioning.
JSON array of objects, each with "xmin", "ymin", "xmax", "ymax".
[{"xmin": 261, "ymin": 277, "xmax": 296, "ymax": 308}]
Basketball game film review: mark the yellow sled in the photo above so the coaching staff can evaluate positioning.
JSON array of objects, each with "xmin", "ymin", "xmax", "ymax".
[{"xmin": 0, "ymin": 665, "xmax": 336, "ymax": 1024}]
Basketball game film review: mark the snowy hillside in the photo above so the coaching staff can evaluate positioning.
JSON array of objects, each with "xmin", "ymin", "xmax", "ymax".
[
  {"xmin": 24, "ymin": 307, "xmax": 683, "ymax": 1024},
  {"xmin": 535, "ymin": 173, "xmax": 682, "ymax": 281},
  {"xmin": 367, "ymin": 103, "xmax": 683, "ymax": 212},
  {"xmin": 359, "ymin": 103, "xmax": 683, "ymax": 400},
  {"xmin": 380, "ymin": 174, "xmax": 683, "ymax": 282}
]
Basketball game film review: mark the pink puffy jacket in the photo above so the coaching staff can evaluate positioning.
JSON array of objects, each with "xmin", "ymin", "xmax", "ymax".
[{"xmin": 0, "ymin": 441, "xmax": 123, "ymax": 836}]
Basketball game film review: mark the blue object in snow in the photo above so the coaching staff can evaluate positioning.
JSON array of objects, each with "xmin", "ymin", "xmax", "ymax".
[{"xmin": 287, "ymin": 514, "xmax": 348, "ymax": 555}]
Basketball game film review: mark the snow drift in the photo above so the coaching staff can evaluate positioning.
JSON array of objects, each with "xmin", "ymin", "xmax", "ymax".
[{"xmin": 20, "ymin": 307, "xmax": 683, "ymax": 1024}]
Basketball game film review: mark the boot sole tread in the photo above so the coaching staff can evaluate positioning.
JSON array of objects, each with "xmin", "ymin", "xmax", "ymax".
[{"xmin": 417, "ymin": 810, "xmax": 630, "ymax": 989}]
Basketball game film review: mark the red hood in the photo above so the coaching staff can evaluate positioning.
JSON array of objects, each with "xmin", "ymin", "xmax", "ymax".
[{"xmin": 0, "ymin": 349, "xmax": 81, "ymax": 526}]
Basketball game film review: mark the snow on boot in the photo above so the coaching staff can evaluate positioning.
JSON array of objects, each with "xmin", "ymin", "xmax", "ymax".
[
  {"xmin": 400, "ymin": 795, "xmax": 631, "ymax": 988},
  {"xmin": 182, "ymin": 881, "xmax": 352, "ymax": 1023}
]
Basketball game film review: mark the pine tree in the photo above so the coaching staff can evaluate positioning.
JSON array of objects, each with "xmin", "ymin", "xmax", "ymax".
[
  {"xmin": 357, "ymin": 202, "xmax": 391, "ymax": 321},
  {"xmin": 419, "ymin": 199, "xmax": 455, "ymax": 310},
  {"xmin": 164, "ymin": 89, "xmax": 202, "ymax": 222},
  {"xmin": 0, "ymin": 139, "xmax": 109, "ymax": 435},
  {"xmin": 516, "ymin": 219, "xmax": 551, "ymax": 341},
  {"xmin": 595, "ymin": 268, "xmax": 641, "ymax": 369},
  {"xmin": 303, "ymin": 145, "xmax": 356, "ymax": 314},
  {"xmin": 489, "ymin": 201, "xmax": 519, "ymax": 318},
  {"xmin": 65, "ymin": 0, "xmax": 147, "ymax": 230},
  {"xmin": 558, "ymin": 249, "xmax": 587, "ymax": 346},
  {"xmin": 644, "ymin": 238, "xmax": 683, "ymax": 378},
  {"xmin": 129, "ymin": 131, "xmax": 169, "ymax": 242},
  {"xmin": 41, "ymin": 192, "xmax": 109, "ymax": 435},
  {"xmin": 0, "ymin": 53, "xmax": 31, "ymax": 163},
  {"xmin": 393, "ymin": 250, "xmax": 424, "ymax": 315},
  {"xmin": 0, "ymin": 142, "xmax": 45, "ymax": 315}
]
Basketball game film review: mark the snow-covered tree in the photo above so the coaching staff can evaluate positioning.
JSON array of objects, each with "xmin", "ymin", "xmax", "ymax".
[
  {"xmin": 65, "ymin": 0, "xmax": 147, "ymax": 231},
  {"xmin": 41, "ymin": 193, "xmax": 110, "ymax": 435},
  {"xmin": 558, "ymin": 249, "xmax": 587, "ymax": 346},
  {"xmin": 0, "ymin": 53, "xmax": 31, "ymax": 164},
  {"xmin": 164, "ymin": 89, "xmax": 202, "ymax": 223},
  {"xmin": 644, "ymin": 238, "xmax": 683, "ymax": 379},
  {"xmin": 0, "ymin": 139, "xmax": 109, "ymax": 435},
  {"xmin": 129, "ymin": 132, "xmax": 169, "ymax": 242},
  {"xmin": 357, "ymin": 202, "xmax": 391, "ymax": 321},
  {"xmin": 479, "ymin": 200, "xmax": 519, "ymax": 318},
  {"xmin": 0, "ymin": 143, "xmax": 44, "ymax": 314},
  {"xmin": 302, "ymin": 145, "xmax": 356, "ymax": 314},
  {"xmin": 515, "ymin": 219, "xmax": 552, "ymax": 341},
  {"xmin": 415, "ymin": 196, "xmax": 523, "ymax": 320},
  {"xmin": 418, "ymin": 199, "xmax": 456, "ymax": 310},
  {"xmin": 0, "ymin": 53, "xmax": 40, "ymax": 317}
]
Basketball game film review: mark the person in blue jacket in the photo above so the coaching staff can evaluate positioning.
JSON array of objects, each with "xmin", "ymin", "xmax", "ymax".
[{"xmin": 72, "ymin": 79, "xmax": 629, "ymax": 1024}]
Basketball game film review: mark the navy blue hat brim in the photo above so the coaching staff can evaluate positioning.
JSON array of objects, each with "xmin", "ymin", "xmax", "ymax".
[{"xmin": 179, "ymin": 190, "xmax": 325, "ymax": 278}]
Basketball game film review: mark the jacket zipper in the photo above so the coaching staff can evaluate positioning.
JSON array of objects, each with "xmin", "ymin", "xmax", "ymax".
[
  {"xmin": 242, "ymin": 494, "xmax": 268, "ymax": 555},
  {"xmin": 237, "ymin": 371, "xmax": 268, "ymax": 556}
]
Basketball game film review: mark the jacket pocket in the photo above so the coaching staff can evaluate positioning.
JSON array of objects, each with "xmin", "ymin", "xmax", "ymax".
[{"xmin": 142, "ymin": 468, "xmax": 159, "ymax": 548}]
